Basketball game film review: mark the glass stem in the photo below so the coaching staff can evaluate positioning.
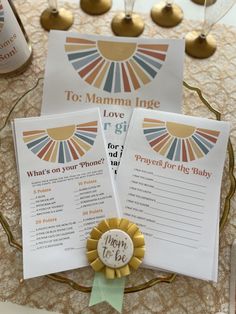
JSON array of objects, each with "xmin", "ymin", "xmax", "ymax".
[
  {"xmin": 124, "ymin": 0, "xmax": 135, "ymax": 19},
  {"xmin": 48, "ymin": 0, "xmax": 58, "ymax": 13},
  {"xmin": 201, "ymin": 17, "xmax": 212, "ymax": 37},
  {"xmin": 165, "ymin": 0, "xmax": 173, "ymax": 6}
]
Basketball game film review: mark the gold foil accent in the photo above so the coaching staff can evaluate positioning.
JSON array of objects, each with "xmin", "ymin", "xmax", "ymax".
[
  {"xmin": 86, "ymin": 239, "xmax": 98, "ymax": 250},
  {"xmin": 127, "ymin": 224, "xmax": 139, "ymax": 237},
  {"xmin": 0, "ymin": 79, "xmax": 235, "ymax": 294},
  {"xmin": 91, "ymin": 258, "xmax": 104, "ymax": 271},
  {"xmin": 86, "ymin": 218, "xmax": 145, "ymax": 279},
  {"xmin": 129, "ymin": 256, "xmax": 142, "ymax": 270},
  {"xmin": 86, "ymin": 250, "xmax": 98, "ymax": 262},
  {"xmin": 90, "ymin": 227, "xmax": 103, "ymax": 240},
  {"xmin": 105, "ymin": 267, "xmax": 115, "ymax": 279}
]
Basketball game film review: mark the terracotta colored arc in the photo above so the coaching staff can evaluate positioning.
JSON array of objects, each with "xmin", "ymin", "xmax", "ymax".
[
  {"xmin": 182, "ymin": 140, "xmax": 188, "ymax": 162},
  {"xmin": 85, "ymin": 60, "xmax": 105, "ymax": 84},
  {"xmin": 149, "ymin": 132, "xmax": 169, "ymax": 147},
  {"xmin": 44, "ymin": 141, "xmax": 56, "ymax": 161},
  {"xmin": 126, "ymin": 61, "xmax": 140, "ymax": 90},
  {"xmin": 37, "ymin": 140, "xmax": 53, "ymax": 159},
  {"xmin": 78, "ymin": 121, "xmax": 98, "ymax": 127},
  {"xmin": 23, "ymin": 130, "xmax": 46, "ymax": 136},
  {"xmin": 76, "ymin": 127, "xmax": 97, "ymax": 132},
  {"xmin": 79, "ymin": 57, "xmax": 102, "ymax": 78},
  {"xmin": 67, "ymin": 140, "xmax": 79, "ymax": 160},
  {"xmin": 137, "ymin": 49, "xmax": 166, "ymax": 61},
  {"xmin": 196, "ymin": 130, "xmax": 218, "ymax": 143},
  {"xmin": 138, "ymin": 44, "xmax": 168, "ymax": 52},
  {"xmin": 71, "ymin": 138, "xmax": 84, "ymax": 157},
  {"xmin": 0, "ymin": 4, "xmax": 3, "ymax": 9},
  {"xmin": 121, "ymin": 63, "xmax": 131, "ymax": 92},
  {"xmin": 197, "ymin": 128, "xmax": 220, "ymax": 137},
  {"xmin": 66, "ymin": 37, "xmax": 96, "ymax": 44},
  {"xmin": 23, "ymin": 133, "xmax": 46, "ymax": 143},
  {"xmin": 154, "ymin": 135, "xmax": 171, "ymax": 154}
]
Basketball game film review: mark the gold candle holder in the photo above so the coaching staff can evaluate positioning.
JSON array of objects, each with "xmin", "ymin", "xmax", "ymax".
[
  {"xmin": 80, "ymin": 0, "xmax": 112, "ymax": 15},
  {"xmin": 111, "ymin": 13, "xmax": 144, "ymax": 37},
  {"xmin": 191, "ymin": 0, "xmax": 217, "ymax": 5},
  {"xmin": 151, "ymin": 1, "xmax": 183, "ymax": 28},
  {"xmin": 185, "ymin": 0, "xmax": 235, "ymax": 58},
  {"xmin": 185, "ymin": 31, "xmax": 216, "ymax": 59},
  {"xmin": 111, "ymin": 0, "xmax": 144, "ymax": 37},
  {"xmin": 40, "ymin": 1, "xmax": 73, "ymax": 31}
]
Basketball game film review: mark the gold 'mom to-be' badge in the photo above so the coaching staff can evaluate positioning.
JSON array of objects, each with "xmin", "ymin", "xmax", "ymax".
[{"xmin": 86, "ymin": 218, "xmax": 145, "ymax": 279}]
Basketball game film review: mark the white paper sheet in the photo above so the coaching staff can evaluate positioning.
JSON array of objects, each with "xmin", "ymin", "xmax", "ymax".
[
  {"xmin": 42, "ymin": 31, "xmax": 185, "ymax": 174},
  {"xmin": 12, "ymin": 108, "xmax": 120, "ymax": 279},
  {"xmin": 116, "ymin": 108, "xmax": 230, "ymax": 281}
]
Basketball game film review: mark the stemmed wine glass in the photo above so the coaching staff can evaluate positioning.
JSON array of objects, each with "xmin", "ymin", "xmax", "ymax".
[
  {"xmin": 40, "ymin": 0, "xmax": 74, "ymax": 31},
  {"xmin": 111, "ymin": 0, "xmax": 145, "ymax": 37},
  {"xmin": 80, "ymin": 0, "xmax": 112, "ymax": 15},
  {"xmin": 185, "ymin": 0, "xmax": 236, "ymax": 58},
  {"xmin": 151, "ymin": 0, "xmax": 183, "ymax": 27}
]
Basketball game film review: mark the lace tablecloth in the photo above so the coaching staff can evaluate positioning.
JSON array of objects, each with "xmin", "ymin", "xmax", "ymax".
[{"xmin": 0, "ymin": 0, "xmax": 236, "ymax": 313}]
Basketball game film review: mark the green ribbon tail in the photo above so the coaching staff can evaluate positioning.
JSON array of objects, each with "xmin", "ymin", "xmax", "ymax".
[{"xmin": 89, "ymin": 272, "xmax": 126, "ymax": 313}]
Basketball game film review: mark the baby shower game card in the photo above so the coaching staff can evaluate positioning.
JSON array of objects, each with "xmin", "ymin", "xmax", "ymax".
[
  {"xmin": 116, "ymin": 108, "xmax": 230, "ymax": 281},
  {"xmin": 12, "ymin": 108, "xmax": 120, "ymax": 279},
  {"xmin": 42, "ymin": 31, "xmax": 184, "ymax": 174}
]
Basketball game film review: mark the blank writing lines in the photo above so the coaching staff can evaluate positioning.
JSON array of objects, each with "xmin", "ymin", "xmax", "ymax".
[
  {"xmin": 152, "ymin": 193, "xmax": 203, "ymax": 208},
  {"xmin": 153, "ymin": 186, "xmax": 204, "ymax": 201},
  {"xmin": 154, "ymin": 173, "xmax": 206, "ymax": 188},
  {"xmin": 146, "ymin": 211, "xmax": 202, "ymax": 228},
  {"xmin": 125, "ymin": 171, "xmax": 208, "ymax": 249}
]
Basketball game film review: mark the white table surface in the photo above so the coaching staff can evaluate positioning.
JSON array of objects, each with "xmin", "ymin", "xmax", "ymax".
[{"xmin": 1, "ymin": 0, "xmax": 235, "ymax": 313}]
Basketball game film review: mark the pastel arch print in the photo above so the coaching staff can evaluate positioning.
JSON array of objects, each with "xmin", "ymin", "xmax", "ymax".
[
  {"xmin": 64, "ymin": 36, "xmax": 169, "ymax": 93},
  {"xmin": 23, "ymin": 121, "xmax": 98, "ymax": 164},
  {"xmin": 0, "ymin": 1, "xmax": 4, "ymax": 32},
  {"xmin": 143, "ymin": 118, "xmax": 220, "ymax": 162}
]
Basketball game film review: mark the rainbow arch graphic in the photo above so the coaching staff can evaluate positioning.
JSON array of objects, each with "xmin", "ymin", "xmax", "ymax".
[
  {"xmin": 143, "ymin": 118, "xmax": 220, "ymax": 162},
  {"xmin": 64, "ymin": 37, "xmax": 169, "ymax": 93},
  {"xmin": 23, "ymin": 121, "xmax": 98, "ymax": 164},
  {"xmin": 0, "ymin": 1, "xmax": 4, "ymax": 32}
]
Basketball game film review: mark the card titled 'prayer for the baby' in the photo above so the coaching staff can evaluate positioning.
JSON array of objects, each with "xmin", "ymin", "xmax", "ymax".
[{"xmin": 116, "ymin": 108, "xmax": 230, "ymax": 281}]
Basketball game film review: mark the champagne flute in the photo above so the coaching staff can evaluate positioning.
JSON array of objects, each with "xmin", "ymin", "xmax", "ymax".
[
  {"xmin": 40, "ymin": 0, "xmax": 74, "ymax": 31},
  {"xmin": 80, "ymin": 0, "xmax": 112, "ymax": 15},
  {"xmin": 185, "ymin": 0, "xmax": 236, "ymax": 58},
  {"xmin": 151, "ymin": 0, "xmax": 183, "ymax": 27},
  {"xmin": 111, "ymin": 0, "xmax": 145, "ymax": 37}
]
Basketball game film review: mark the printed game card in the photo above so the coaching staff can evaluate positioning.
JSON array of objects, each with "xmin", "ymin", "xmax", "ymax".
[
  {"xmin": 116, "ymin": 108, "xmax": 230, "ymax": 281},
  {"xmin": 42, "ymin": 31, "xmax": 185, "ymax": 174},
  {"xmin": 12, "ymin": 108, "xmax": 120, "ymax": 279}
]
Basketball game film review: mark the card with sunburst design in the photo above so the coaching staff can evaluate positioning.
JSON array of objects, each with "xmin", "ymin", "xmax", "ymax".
[
  {"xmin": 42, "ymin": 31, "xmax": 184, "ymax": 175},
  {"xmin": 12, "ymin": 108, "xmax": 120, "ymax": 279},
  {"xmin": 116, "ymin": 108, "xmax": 230, "ymax": 281}
]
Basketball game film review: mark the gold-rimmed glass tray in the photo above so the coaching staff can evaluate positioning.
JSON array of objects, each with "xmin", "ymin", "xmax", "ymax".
[{"xmin": 0, "ymin": 78, "xmax": 235, "ymax": 294}]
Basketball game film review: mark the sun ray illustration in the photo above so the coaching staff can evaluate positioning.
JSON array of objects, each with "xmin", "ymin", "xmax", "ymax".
[
  {"xmin": 64, "ymin": 36, "xmax": 169, "ymax": 93},
  {"xmin": 23, "ymin": 121, "xmax": 98, "ymax": 163},
  {"xmin": 0, "ymin": 2, "xmax": 4, "ymax": 32},
  {"xmin": 143, "ymin": 118, "xmax": 220, "ymax": 162}
]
